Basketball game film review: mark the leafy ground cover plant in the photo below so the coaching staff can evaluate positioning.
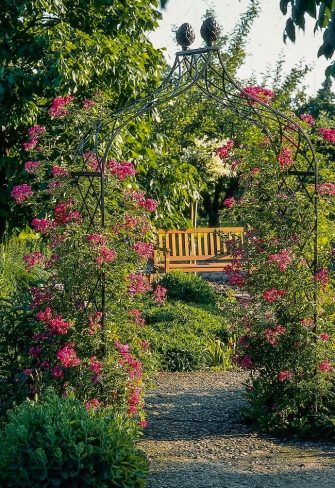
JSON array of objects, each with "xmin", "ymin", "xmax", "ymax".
[
  {"xmin": 143, "ymin": 301, "xmax": 229, "ymax": 371},
  {"xmin": 203, "ymin": 336, "xmax": 237, "ymax": 371},
  {"xmin": 0, "ymin": 388, "xmax": 148, "ymax": 488},
  {"xmin": 158, "ymin": 270, "xmax": 217, "ymax": 305},
  {"xmin": 141, "ymin": 272, "xmax": 234, "ymax": 371}
]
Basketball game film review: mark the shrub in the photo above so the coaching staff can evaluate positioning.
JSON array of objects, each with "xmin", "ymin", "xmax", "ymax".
[
  {"xmin": 159, "ymin": 271, "xmax": 217, "ymax": 306},
  {"xmin": 218, "ymin": 112, "xmax": 335, "ymax": 437},
  {"xmin": 0, "ymin": 389, "xmax": 148, "ymax": 487},
  {"xmin": 142, "ymin": 301, "xmax": 230, "ymax": 371},
  {"xmin": 3, "ymin": 104, "xmax": 163, "ymax": 425}
]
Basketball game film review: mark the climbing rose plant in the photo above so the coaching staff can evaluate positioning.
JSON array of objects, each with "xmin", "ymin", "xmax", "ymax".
[
  {"xmin": 220, "ymin": 107, "xmax": 335, "ymax": 436},
  {"xmin": 8, "ymin": 96, "xmax": 165, "ymax": 426}
]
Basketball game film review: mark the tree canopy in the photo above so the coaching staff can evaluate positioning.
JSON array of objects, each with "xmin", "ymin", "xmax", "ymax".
[
  {"xmin": 0, "ymin": 0, "xmax": 164, "ymax": 231},
  {"xmin": 280, "ymin": 1, "xmax": 335, "ymax": 74}
]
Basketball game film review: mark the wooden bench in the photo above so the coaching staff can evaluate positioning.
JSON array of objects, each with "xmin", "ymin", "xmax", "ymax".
[{"xmin": 154, "ymin": 227, "xmax": 244, "ymax": 273}]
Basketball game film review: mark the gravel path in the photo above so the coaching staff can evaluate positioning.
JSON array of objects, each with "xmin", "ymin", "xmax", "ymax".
[{"xmin": 140, "ymin": 371, "xmax": 335, "ymax": 488}]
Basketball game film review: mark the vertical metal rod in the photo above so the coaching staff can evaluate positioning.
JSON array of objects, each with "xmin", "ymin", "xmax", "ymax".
[{"xmin": 101, "ymin": 157, "xmax": 106, "ymax": 329}]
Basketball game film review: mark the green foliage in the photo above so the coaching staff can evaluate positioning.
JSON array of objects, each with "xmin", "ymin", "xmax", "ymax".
[
  {"xmin": 141, "ymin": 273, "xmax": 237, "ymax": 372},
  {"xmin": 0, "ymin": 100, "xmax": 162, "ymax": 426},
  {"xmin": 0, "ymin": 0, "xmax": 164, "ymax": 230},
  {"xmin": 158, "ymin": 271, "xmax": 217, "ymax": 305},
  {"xmin": 142, "ymin": 301, "xmax": 230, "ymax": 371},
  {"xmin": 0, "ymin": 231, "xmax": 46, "ymax": 299},
  {"xmin": 146, "ymin": 4, "xmax": 309, "ymax": 227},
  {"xmin": 281, "ymin": 1, "xmax": 335, "ymax": 75},
  {"xmin": 217, "ymin": 93, "xmax": 335, "ymax": 437},
  {"xmin": 298, "ymin": 77, "xmax": 335, "ymax": 118},
  {"xmin": 0, "ymin": 295, "xmax": 38, "ymax": 414},
  {"xmin": 203, "ymin": 336, "xmax": 237, "ymax": 371},
  {"xmin": 0, "ymin": 389, "xmax": 148, "ymax": 487}
]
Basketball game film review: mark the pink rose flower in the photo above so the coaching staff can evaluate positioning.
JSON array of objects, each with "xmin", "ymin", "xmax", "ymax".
[
  {"xmin": 24, "ymin": 161, "xmax": 42, "ymax": 173},
  {"xmin": 153, "ymin": 285, "xmax": 167, "ymax": 304},
  {"xmin": 31, "ymin": 217, "xmax": 55, "ymax": 234},
  {"xmin": 83, "ymin": 99, "xmax": 95, "ymax": 109},
  {"xmin": 28, "ymin": 125, "xmax": 45, "ymax": 138},
  {"xmin": 23, "ymin": 251, "xmax": 45, "ymax": 269},
  {"xmin": 277, "ymin": 148, "xmax": 294, "ymax": 169},
  {"xmin": 241, "ymin": 86, "xmax": 275, "ymax": 105},
  {"xmin": 49, "ymin": 96, "xmax": 74, "ymax": 118},
  {"xmin": 262, "ymin": 288, "xmax": 286, "ymax": 302},
  {"xmin": 108, "ymin": 160, "xmax": 136, "ymax": 180},
  {"xmin": 128, "ymin": 273, "xmax": 151, "ymax": 295},
  {"xmin": 90, "ymin": 356, "xmax": 103, "ymax": 375},
  {"xmin": 277, "ymin": 370, "xmax": 293, "ymax": 382},
  {"xmin": 319, "ymin": 360, "xmax": 333, "ymax": 373},
  {"xmin": 133, "ymin": 242, "xmax": 154, "ymax": 259},
  {"xmin": 223, "ymin": 197, "xmax": 235, "ymax": 208},
  {"xmin": 319, "ymin": 128, "xmax": 335, "ymax": 144},
  {"xmin": 318, "ymin": 183, "xmax": 335, "ymax": 196},
  {"xmin": 56, "ymin": 343, "xmax": 81, "ymax": 368},
  {"xmin": 300, "ymin": 113, "xmax": 315, "ymax": 126},
  {"xmin": 52, "ymin": 366, "xmax": 64, "ymax": 378},
  {"xmin": 144, "ymin": 198, "xmax": 158, "ymax": 212},
  {"xmin": 11, "ymin": 184, "xmax": 33, "ymax": 203},
  {"xmin": 129, "ymin": 308, "xmax": 145, "ymax": 326},
  {"xmin": 85, "ymin": 399, "xmax": 100, "ymax": 410}
]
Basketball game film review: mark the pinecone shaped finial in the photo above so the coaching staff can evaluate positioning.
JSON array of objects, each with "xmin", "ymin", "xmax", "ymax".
[
  {"xmin": 200, "ymin": 17, "xmax": 221, "ymax": 46},
  {"xmin": 176, "ymin": 23, "xmax": 196, "ymax": 50}
]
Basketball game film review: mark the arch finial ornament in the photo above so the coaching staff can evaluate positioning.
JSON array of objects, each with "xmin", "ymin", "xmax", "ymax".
[{"xmin": 176, "ymin": 23, "xmax": 196, "ymax": 50}]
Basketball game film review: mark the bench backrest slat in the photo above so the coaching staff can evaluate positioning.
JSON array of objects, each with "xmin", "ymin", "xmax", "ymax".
[{"xmin": 203, "ymin": 231, "xmax": 208, "ymax": 255}]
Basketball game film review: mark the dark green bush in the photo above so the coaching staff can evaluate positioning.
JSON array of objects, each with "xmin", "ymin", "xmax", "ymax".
[
  {"xmin": 159, "ymin": 271, "xmax": 217, "ymax": 305},
  {"xmin": 0, "ymin": 389, "xmax": 148, "ymax": 488},
  {"xmin": 0, "ymin": 296, "xmax": 36, "ymax": 417},
  {"xmin": 152, "ymin": 331, "xmax": 204, "ymax": 371},
  {"xmin": 143, "ymin": 301, "xmax": 230, "ymax": 371}
]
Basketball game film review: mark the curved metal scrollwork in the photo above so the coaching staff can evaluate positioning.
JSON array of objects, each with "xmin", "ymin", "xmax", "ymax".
[{"xmin": 73, "ymin": 21, "xmax": 318, "ymax": 319}]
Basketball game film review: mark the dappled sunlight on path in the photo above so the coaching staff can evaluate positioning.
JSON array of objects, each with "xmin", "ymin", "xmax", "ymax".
[{"xmin": 140, "ymin": 372, "xmax": 335, "ymax": 488}]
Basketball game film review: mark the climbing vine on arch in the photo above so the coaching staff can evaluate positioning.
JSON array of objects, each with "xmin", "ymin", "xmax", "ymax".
[{"xmin": 221, "ymin": 114, "xmax": 335, "ymax": 437}]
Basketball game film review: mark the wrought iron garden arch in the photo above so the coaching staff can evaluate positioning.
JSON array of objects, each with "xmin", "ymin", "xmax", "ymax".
[{"xmin": 75, "ymin": 18, "xmax": 318, "ymax": 327}]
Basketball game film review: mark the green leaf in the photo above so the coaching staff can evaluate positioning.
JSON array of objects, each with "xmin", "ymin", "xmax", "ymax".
[
  {"xmin": 285, "ymin": 18, "xmax": 296, "ymax": 42},
  {"xmin": 280, "ymin": 0, "xmax": 290, "ymax": 15}
]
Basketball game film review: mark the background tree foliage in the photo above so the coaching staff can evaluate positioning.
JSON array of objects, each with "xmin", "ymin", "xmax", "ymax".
[
  {"xmin": 0, "ymin": 0, "xmax": 164, "ymax": 231},
  {"xmin": 137, "ymin": 4, "xmax": 309, "ymax": 227},
  {"xmin": 280, "ymin": 1, "xmax": 335, "ymax": 65}
]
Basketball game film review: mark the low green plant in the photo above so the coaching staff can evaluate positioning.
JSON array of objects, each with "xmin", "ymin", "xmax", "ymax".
[
  {"xmin": 142, "ymin": 301, "xmax": 230, "ymax": 371},
  {"xmin": 203, "ymin": 336, "xmax": 237, "ymax": 371},
  {"xmin": 0, "ymin": 389, "xmax": 148, "ymax": 487},
  {"xmin": 158, "ymin": 271, "xmax": 217, "ymax": 306}
]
